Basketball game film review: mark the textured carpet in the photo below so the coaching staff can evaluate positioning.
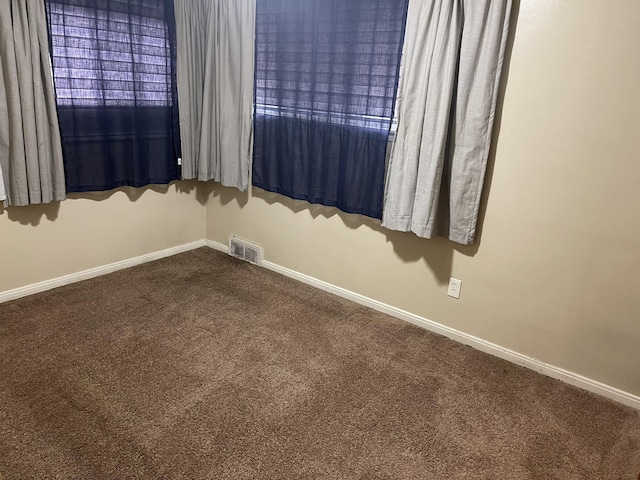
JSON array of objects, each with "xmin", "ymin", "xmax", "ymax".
[{"xmin": 0, "ymin": 248, "xmax": 638, "ymax": 479}]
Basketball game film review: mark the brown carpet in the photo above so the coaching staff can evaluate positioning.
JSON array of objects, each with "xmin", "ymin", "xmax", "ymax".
[{"xmin": 0, "ymin": 248, "xmax": 638, "ymax": 479}]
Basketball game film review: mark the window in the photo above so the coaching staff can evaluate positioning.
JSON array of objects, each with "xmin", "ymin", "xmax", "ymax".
[
  {"xmin": 47, "ymin": 0, "xmax": 172, "ymax": 107},
  {"xmin": 45, "ymin": 0, "xmax": 180, "ymax": 193},
  {"xmin": 252, "ymin": 0, "xmax": 408, "ymax": 219}
]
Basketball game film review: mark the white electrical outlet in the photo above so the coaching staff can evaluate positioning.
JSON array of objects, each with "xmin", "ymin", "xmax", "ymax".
[{"xmin": 447, "ymin": 278, "xmax": 462, "ymax": 299}]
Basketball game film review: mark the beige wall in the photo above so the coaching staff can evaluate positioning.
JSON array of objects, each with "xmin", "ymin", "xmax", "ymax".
[
  {"xmin": 206, "ymin": 1, "xmax": 640, "ymax": 396},
  {"xmin": 0, "ymin": 181, "xmax": 207, "ymax": 293}
]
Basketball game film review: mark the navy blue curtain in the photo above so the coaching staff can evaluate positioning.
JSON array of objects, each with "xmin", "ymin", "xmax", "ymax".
[
  {"xmin": 252, "ymin": 0, "xmax": 408, "ymax": 219},
  {"xmin": 44, "ymin": 0, "xmax": 180, "ymax": 193}
]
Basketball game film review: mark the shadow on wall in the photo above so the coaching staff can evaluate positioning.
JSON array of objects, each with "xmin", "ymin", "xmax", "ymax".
[
  {"xmin": 1, "ymin": 201, "xmax": 62, "ymax": 226},
  {"xmin": 213, "ymin": 185, "xmax": 459, "ymax": 285},
  {"xmin": 0, "ymin": 180, "xmax": 209, "ymax": 227},
  {"xmin": 66, "ymin": 180, "xmax": 210, "ymax": 206},
  {"xmin": 211, "ymin": 1, "xmax": 520, "ymax": 287}
]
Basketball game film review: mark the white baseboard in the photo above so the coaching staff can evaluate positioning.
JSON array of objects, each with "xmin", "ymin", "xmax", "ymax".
[
  {"xmin": 0, "ymin": 240, "xmax": 206, "ymax": 304},
  {"xmin": 207, "ymin": 239, "xmax": 640, "ymax": 410}
]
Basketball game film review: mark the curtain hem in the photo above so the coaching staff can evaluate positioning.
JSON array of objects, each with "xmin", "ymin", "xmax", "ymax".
[{"xmin": 254, "ymin": 183, "xmax": 382, "ymax": 220}]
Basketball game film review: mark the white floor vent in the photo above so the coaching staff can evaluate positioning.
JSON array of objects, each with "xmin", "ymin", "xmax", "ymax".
[{"xmin": 228, "ymin": 236, "xmax": 263, "ymax": 266}]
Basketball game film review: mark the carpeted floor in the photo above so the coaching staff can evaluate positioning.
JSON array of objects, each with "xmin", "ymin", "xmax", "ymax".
[{"xmin": 0, "ymin": 248, "xmax": 638, "ymax": 479}]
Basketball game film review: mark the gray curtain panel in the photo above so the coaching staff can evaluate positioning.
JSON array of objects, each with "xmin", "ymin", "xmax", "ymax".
[
  {"xmin": 382, "ymin": 0, "xmax": 512, "ymax": 245},
  {"xmin": 0, "ymin": 0, "xmax": 66, "ymax": 207},
  {"xmin": 175, "ymin": 0, "xmax": 256, "ymax": 191}
]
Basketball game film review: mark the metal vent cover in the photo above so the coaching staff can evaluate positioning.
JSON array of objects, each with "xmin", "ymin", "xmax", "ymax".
[{"xmin": 228, "ymin": 236, "xmax": 263, "ymax": 266}]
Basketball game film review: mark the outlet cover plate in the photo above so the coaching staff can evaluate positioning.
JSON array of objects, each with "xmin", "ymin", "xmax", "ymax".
[{"xmin": 447, "ymin": 278, "xmax": 462, "ymax": 299}]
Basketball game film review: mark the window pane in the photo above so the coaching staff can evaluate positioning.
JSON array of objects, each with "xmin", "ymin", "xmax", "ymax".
[
  {"xmin": 47, "ymin": 1, "xmax": 171, "ymax": 107},
  {"xmin": 254, "ymin": 0, "xmax": 407, "ymax": 131}
]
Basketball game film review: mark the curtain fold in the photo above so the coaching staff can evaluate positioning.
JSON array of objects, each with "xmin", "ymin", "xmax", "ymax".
[
  {"xmin": 0, "ymin": 0, "xmax": 66, "ymax": 206},
  {"xmin": 382, "ymin": 0, "xmax": 512, "ymax": 245},
  {"xmin": 0, "ymin": 163, "xmax": 6, "ymax": 202},
  {"xmin": 252, "ymin": 0, "xmax": 408, "ymax": 219},
  {"xmin": 175, "ymin": 0, "xmax": 256, "ymax": 191}
]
